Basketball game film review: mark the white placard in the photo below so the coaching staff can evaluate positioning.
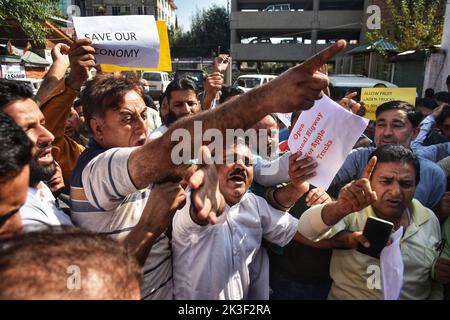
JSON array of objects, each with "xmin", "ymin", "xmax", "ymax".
[
  {"xmin": 73, "ymin": 15, "xmax": 160, "ymax": 68},
  {"xmin": 288, "ymin": 95, "xmax": 369, "ymax": 190},
  {"xmin": 380, "ymin": 226, "xmax": 404, "ymax": 300},
  {"xmin": 276, "ymin": 112, "xmax": 292, "ymax": 128}
]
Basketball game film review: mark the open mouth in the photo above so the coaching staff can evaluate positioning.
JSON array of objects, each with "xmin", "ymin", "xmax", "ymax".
[
  {"xmin": 37, "ymin": 147, "xmax": 53, "ymax": 164},
  {"xmin": 135, "ymin": 136, "xmax": 147, "ymax": 146},
  {"xmin": 228, "ymin": 169, "xmax": 246, "ymax": 184}
]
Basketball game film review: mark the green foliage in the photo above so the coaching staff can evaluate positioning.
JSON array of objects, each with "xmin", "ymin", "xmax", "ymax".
[
  {"xmin": 366, "ymin": 0, "xmax": 445, "ymax": 51},
  {"xmin": 171, "ymin": 5, "xmax": 230, "ymax": 57},
  {"xmin": 0, "ymin": 0, "xmax": 61, "ymax": 45}
]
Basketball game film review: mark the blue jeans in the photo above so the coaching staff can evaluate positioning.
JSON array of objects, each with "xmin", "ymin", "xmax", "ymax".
[{"xmin": 269, "ymin": 270, "xmax": 332, "ymax": 300}]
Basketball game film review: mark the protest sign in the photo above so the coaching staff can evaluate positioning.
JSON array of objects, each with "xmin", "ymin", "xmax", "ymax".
[
  {"xmin": 276, "ymin": 113, "xmax": 292, "ymax": 128},
  {"xmin": 101, "ymin": 20, "xmax": 172, "ymax": 72},
  {"xmin": 360, "ymin": 88, "xmax": 416, "ymax": 120},
  {"xmin": 288, "ymin": 95, "xmax": 368, "ymax": 190},
  {"xmin": 73, "ymin": 15, "xmax": 160, "ymax": 68}
]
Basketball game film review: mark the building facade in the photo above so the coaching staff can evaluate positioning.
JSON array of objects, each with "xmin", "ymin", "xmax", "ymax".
[
  {"xmin": 78, "ymin": 0, "xmax": 176, "ymax": 28},
  {"xmin": 230, "ymin": 0, "xmax": 372, "ymax": 71}
]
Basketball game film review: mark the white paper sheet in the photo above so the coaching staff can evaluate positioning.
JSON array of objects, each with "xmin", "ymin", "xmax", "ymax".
[
  {"xmin": 73, "ymin": 15, "xmax": 160, "ymax": 68},
  {"xmin": 380, "ymin": 226, "xmax": 404, "ymax": 300},
  {"xmin": 276, "ymin": 112, "xmax": 292, "ymax": 128},
  {"xmin": 287, "ymin": 95, "xmax": 369, "ymax": 189}
]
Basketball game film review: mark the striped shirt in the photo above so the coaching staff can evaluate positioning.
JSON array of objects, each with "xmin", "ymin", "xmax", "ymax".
[{"xmin": 70, "ymin": 139, "xmax": 173, "ymax": 300}]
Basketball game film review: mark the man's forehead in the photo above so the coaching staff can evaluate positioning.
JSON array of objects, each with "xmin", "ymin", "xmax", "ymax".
[
  {"xmin": 373, "ymin": 161, "xmax": 415, "ymax": 178},
  {"xmin": 376, "ymin": 109, "xmax": 409, "ymax": 122},
  {"xmin": 3, "ymin": 98, "xmax": 42, "ymax": 123},
  {"xmin": 170, "ymin": 89, "xmax": 197, "ymax": 100}
]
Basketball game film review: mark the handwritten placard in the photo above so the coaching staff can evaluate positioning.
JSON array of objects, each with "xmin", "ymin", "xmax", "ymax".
[
  {"xmin": 73, "ymin": 15, "xmax": 160, "ymax": 68},
  {"xmin": 288, "ymin": 95, "xmax": 369, "ymax": 189}
]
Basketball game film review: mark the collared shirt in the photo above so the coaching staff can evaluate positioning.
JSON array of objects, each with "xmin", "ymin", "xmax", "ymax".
[
  {"xmin": 21, "ymin": 182, "xmax": 73, "ymax": 227},
  {"xmin": 331, "ymin": 147, "xmax": 446, "ymax": 209},
  {"xmin": 70, "ymin": 140, "xmax": 172, "ymax": 300},
  {"xmin": 298, "ymin": 199, "xmax": 443, "ymax": 300},
  {"xmin": 172, "ymin": 191, "xmax": 299, "ymax": 300}
]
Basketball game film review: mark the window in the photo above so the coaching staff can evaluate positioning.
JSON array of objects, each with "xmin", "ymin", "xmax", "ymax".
[
  {"xmin": 138, "ymin": 6, "xmax": 143, "ymax": 14},
  {"xmin": 112, "ymin": 6, "xmax": 120, "ymax": 15},
  {"xmin": 124, "ymin": 6, "xmax": 130, "ymax": 14}
]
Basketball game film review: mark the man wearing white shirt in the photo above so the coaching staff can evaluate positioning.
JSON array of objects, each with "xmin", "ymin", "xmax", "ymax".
[
  {"xmin": 172, "ymin": 141, "xmax": 318, "ymax": 300},
  {"xmin": 0, "ymin": 80, "xmax": 73, "ymax": 228}
]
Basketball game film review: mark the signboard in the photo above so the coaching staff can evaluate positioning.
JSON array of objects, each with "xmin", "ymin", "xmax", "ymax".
[
  {"xmin": 1, "ymin": 64, "xmax": 26, "ymax": 79},
  {"xmin": 360, "ymin": 88, "xmax": 417, "ymax": 120},
  {"xmin": 288, "ymin": 95, "xmax": 368, "ymax": 190},
  {"xmin": 100, "ymin": 20, "xmax": 173, "ymax": 72},
  {"xmin": 73, "ymin": 15, "xmax": 160, "ymax": 68}
]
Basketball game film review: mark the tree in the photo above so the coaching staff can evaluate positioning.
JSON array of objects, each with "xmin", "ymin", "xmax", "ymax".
[
  {"xmin": 0, "ymin": 0, "xmax": 61, "ymax": 45},
  {"xmin": 366, "ymin": 0, "xmax": 445, "ymax": 51},
  {"xmin": 171, "ymin": 5, "xmax": 230, "ymax": 57}
]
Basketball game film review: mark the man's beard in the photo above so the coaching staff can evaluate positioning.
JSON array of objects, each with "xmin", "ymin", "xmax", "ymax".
[
  {"xmin": 166, "ymin": 111, "xmax": 189, "ymax": 127},
  {"xmin": 29, "ymin": 152, "xmax": 57, "ymax": 187}
]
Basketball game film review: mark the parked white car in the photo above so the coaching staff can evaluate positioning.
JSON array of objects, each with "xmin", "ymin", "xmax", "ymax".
[
  {"xmin": 233, "ymin": 74, "xmax": 277, "ymax": 92},
  {"xmin": 142, "ymin": 71, "xmax": 171, "ymax": 99},
  {"xmin": 329, "ymin": 74, "xmax": 398, "ymax": 100}
]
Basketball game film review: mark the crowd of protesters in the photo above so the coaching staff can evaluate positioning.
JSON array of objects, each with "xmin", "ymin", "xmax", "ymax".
[{"xmin": 0, "ymin": 37, "xmax": 449, "ymax": 300}]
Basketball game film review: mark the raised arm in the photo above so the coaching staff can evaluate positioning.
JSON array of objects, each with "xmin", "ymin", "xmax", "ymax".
[{"xmin": 128, "ymin": 40, "xmax": 348, "ymax": 189}]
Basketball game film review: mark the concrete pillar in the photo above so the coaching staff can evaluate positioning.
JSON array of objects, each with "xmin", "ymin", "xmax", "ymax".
[
  {"xmin": 440, "ymin": 0, "xmax": 450, "ymax": 91},
  {"xmin": 422, "ymin": 0, "xmax": 450, "ymax": 93}
]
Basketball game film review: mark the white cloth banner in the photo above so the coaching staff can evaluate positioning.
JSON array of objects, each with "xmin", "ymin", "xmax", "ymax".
[
  {"xmin": 73, "ymin": 15, "xmax": 160, "ymax": 68},
  {"xmin": 288, "ymin": 95, "xmax": 368, "ymax": 189},
  {"xmin": 380, "ymin": 226, "xmax": 404, "ymax": 300}
]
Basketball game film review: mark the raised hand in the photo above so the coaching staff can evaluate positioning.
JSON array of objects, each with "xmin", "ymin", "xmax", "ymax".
[
  {"xmin": 334, "ymin": 156, "xmax": 378, "ymax": 215},
  {"xmin": 213, "ymin": 54, "xmax": 231, "ymax": 74},
  {"xmin": 67, "ymin": 38, "xmax": 96, "ymax": 91},
  {"xmin": 261, "ymin": 40, "xmax": 347, "ymax": 113},
  {"xmin": 51, "ymin": 43, "xmax": 70, "ymax": 69},
  {"xmin": 188, "ymin": 146, "xmax": 225, "ymax": 225},
  {"xmin": 338, "ymin": 91, "xmax": 361, "ymax": 114},
  {"xmin": 288, "ymin": 150, "xmax": 316, "ymax": 196}
]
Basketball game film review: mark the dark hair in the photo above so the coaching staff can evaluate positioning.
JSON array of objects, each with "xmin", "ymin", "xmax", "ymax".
[
  {"xmin": 0, "ymin": 227, "xmax": 142, "ymax": 299},
  {"xmin": 373, "ymin": 83, "xmax": 387, "ymax": 88},
  {"xmin": 0, "ymin": 112, "xmax": 32, "ymax": 184},
  {"xmin": 415, "ymin": 97, "xmax": 438, "ymax": 111},
  {"xmin": 435, "ymin": 91, "xmax": 450, "ymax": 104},
  {"xmin": 424, "ymin": 88, "xmax": 435, "ymax": 98},
  {"xmin": 165, "ymin": 77, "xmax": 198, "ymax": 102},
  {"xmin": 369, "ymin": 145, "xmax": 420, "ymax": 185},
  {"xmin": 0, "ymin": 79, "xmax": 34, "ymax": 110},
  {"xmin": 436, "ymin": 105, "xmax": 450, "ymax": 126},
  {"xmin": 143, "ymin": 94, "xmax": 156, "ymax": 110},
  {"xmin": 446, "ymin": 75, "xmax": 450, "ymax": 85},
  {"xmin": 219, "ymin": 86, "xmax": 244, "ymax": 104},
  {"xmin": 375, "ymin": 100, "xmax": 423, "ymax": 128},
  {"xmin": 80, "ymin": 74, "xmax": 143, "ymax": 134}
]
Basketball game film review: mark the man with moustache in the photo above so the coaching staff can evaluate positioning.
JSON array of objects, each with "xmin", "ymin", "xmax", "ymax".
[
  {"xmin": 171, "ymin": 141, "xmax": 320, "ymax": 300},
  {"xmin": 0, "ymin": 80, "xmax": 72, "ymax": 227},
  {"xmin": 298, "ymin": 145, "xmax": 443, "ymax": 299},
  {"xmin": 68, "ymin": 39, "xmax": 348, "ymax": 300}
]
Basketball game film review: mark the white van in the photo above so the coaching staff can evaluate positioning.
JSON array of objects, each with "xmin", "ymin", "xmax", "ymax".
[
  {"xmin": 142, "ymin": 71, "xmax": 171, "ymax": 99},
  {"xmin": 233, "ymin": 74, "xmax": 277, "ymax": 92}
]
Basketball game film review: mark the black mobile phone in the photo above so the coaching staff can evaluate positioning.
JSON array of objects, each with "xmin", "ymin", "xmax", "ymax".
[{"xmin": 357, "ymin": 216, "xmax": 394, "ymax": 259}]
